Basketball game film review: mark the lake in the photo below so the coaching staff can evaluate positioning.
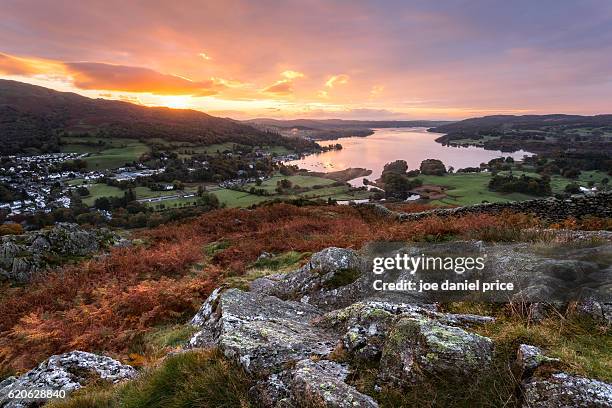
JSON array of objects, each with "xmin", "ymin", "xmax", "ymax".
[{"xmin": 286, "ymin": 127, "xmax": 532, "ymax": 186}]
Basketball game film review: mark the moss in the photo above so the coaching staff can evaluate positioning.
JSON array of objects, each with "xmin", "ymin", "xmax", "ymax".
[{"xmin": 323, "ymin": 268, "xmax": 362, "ymax": 289}]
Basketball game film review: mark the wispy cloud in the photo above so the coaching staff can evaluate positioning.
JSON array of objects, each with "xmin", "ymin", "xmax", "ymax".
[{"xmin": 325, "ymin": 74, "xmax": 349, "ymax": 88}]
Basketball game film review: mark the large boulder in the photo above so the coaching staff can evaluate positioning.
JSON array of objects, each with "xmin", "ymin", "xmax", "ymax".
[
  {"xmin": 379, "ymin": 317, "xmax": 493, "ymax": 385},
  {"xmin": 522, "ymin": 372, "xmax": 612, "ymax": 407},
  {"xmin": 0, "ymin": 351, "xmax": 136, "ymax": 408},
  {"xmin": 189, "ymin": 288, "xmax": 337, "ymax": 377}
]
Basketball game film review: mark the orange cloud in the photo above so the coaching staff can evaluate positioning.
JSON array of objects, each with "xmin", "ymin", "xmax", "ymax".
[
  {"xmin": 262, "ymin": 70, "xmax": 306, "ymax": 95},
  {"xmin": 325, "ymin": 74, "xmax": 349, "ymax": 88},
  {"xmin": 64, "ymin": 62, "xmax": 222, "ymax": 95},
  {"xmin": 0, "ymin": 52, "xmax": 65, "ymax": 76},
  {"xmin": 262, "ymin": 80, "xmax": 293, "ymax": 95}
]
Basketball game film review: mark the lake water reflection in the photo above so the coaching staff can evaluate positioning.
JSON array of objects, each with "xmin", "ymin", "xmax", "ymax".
[{"xmin": 286, "ymin": 127, "xmax": 532, "ymax": 186}]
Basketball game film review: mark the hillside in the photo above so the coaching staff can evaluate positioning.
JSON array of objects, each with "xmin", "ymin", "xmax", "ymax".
[
  {"xmin": 0, "ymin": 80, "xmax": 314, "ymax": 154},
  {"xmin": 430, "ymin": 114, "xmax": 612, "ymax": 154}
]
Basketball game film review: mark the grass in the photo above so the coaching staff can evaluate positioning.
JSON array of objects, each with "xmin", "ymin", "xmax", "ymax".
[
  {"xmin": 61, "ymin": 137, "xmax": 150, "ymax": 170},
  {"xmin": 498, "ymin": 170, "xmax": 609, "ymax": 194},
  {"xmin": 211, "ymin": 173, "xmax": 370, "ymax": 208},
  {"xmin": 443, "ymin": 302, "xmax": 612, "ymax": 383},
  {"xmin": 249, "ymin": 250, "xmax": 310, "ymax": 271},
  {"xmin": 211, "ymin": 188, "xmax": 272, "ymax": 208},
  {"xmin": 412, "ymin": 173, "xmax": 535, "ymax": 206},
  {"xmin": 48, "ymin": 349, "xmax": 253, "ymax": 408},
  {"xmin": 82, "ymin": 184, "xmax": 124, "ymax": 206},
  {"xmin": 243, "ymin": 174, "xmax": 336, "ymax": 193},
  {"xmin": 83, "ymin": 142, "xmax": 150, "ymax": 170}
]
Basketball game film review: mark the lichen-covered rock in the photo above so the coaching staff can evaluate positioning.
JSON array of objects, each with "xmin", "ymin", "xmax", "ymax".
[
  {"xmin": 188, "ymin": 289, "xmax": 337, "ymax": 377},
  {"xmin": 289, "ymin": 360, "xmax": 379, "ymax": 408},
  {"xmin": 379, "ymin": 317, "xmax": 493, "ymax": 385},
  {"xmin": 577, "ymin": 299, "xmax": 612, "ymax": 325},
  {"xmin": 0, "ymin": 351, "xmax": 136, "ymax": 408},
  {"xmin": 522, "ymin": 372, "xmax": 612, "ymax": 407},
  {"xmin": 250, "ymin": 247, "xmax": 371, "ymax": 310},
  {"xmin": 0, "ymin": 223, "xmax": 118, "ymax": 282},
  {"xmin": 316, "ymin": 301, "xmax": 437, "ymax": 363},
  {"xmin": 516, "ymin": 344, "xmax": 560, "ymax": 375}
]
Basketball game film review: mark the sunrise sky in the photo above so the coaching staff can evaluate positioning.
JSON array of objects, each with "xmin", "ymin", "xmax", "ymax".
[{"xmin": 1, "ymin": 0, "xmax": 611, "ymax": 120}]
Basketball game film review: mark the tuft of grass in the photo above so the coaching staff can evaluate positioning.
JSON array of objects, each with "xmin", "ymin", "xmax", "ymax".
[
  {"xmin": 473, "ymin": 311, "xmax": 611, "ymax": 382},
  {"xmin": 250, "ymin": 251, "xmax": 310, "ymax": 271},
  {"xmin": 49, "ymin": 349, "xmax": 253, "ymax": 408},
  {"xmin": 224, "ymin": 269, "xmax": 277, "ymax": 291},
  {"xmin": 129, "ymin": 325, "xmax": 199, "ymax": 361},
  {"xmin": 204, "ymin": 240, "xmax": 231, "ymax": 256}
]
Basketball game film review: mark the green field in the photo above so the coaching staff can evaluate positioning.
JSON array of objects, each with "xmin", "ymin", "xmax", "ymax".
[
  {"xmin": 498, "ymin": 170, "xmax": 609, "ymax": 194},
  {"xmin": 210, "ymin": 189, "xmax": 272, "ymax": 208},
  {"xmin": 243, "ymin": 174, "xmax": 336, "ymax": 193},
  {"xmin": 81, "ymin": 184, "xmax": 124, "ymax": 206},
  {"xmin": 412, "ymin": 168, "xmax": 609, "ymax": 206},
  {"xmin": 61, "ymin": 137, "xmax": 150, "ymax": 170},
  {"xmin": 412, "ymin": 173, "xmax": 536, "ymax": 206},
  {"xmin": 210, "ymin": 173, "xmax": 370, "ymax": 208}
]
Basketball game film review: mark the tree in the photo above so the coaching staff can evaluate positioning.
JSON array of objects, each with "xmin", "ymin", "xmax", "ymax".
[
  {"xmin": 420, "ymin": 159, "xmax": 447, "ymax": 176},
  {"xmin": 383, "ymin": 160, "xmax": 408, "ymax": 174},
  {"xmin": 381, "ymin": 172, "xmax": 422, "ymax": 200},
  {"xmin": 564, "ymin": 183, "xmax": 581, "ymax": 194},
  {"xmin": 94, "ymin": 197, "xmax": 111, "ymax": 210}
]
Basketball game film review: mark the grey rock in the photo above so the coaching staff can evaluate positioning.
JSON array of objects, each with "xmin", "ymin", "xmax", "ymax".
[
  {"xmin": 522, "ymin": 372, "xmax": 612, "ymax": 407},
  {"xmin": 0, "ymin": 223, "xmax": 118, "ymax": 283},
  {"xmin": 577, "ymin": 300, "xmax": 612, "ymax": 325},
  {"xmin": 516, "ymin": 344, "xmax": 560, "ymax": 375},
  {"xmin": 289, "ymin": 360, "xmax": 379, "ymax": 408},
  {"xmin": 0, "ymin": 351, "xmax": 136, "ymax": 408},
  {"xmin": 379, "ymin": 317, "xmax": 493, "ymax": 385},
  {"xmin": 188, "ymin": 289, "xmax": 336, "ymax": 377},
  {"xmin": 250, "ymin": 247, "xmax": 369, "ymax": 310}
]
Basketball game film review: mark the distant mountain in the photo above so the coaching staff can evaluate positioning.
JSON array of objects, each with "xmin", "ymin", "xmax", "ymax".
[
  {"xmin": 430, "ymin": 114, "xmax": 612, "ymax": 134},
  {"xmin": 430, "ymin": 114, "xmax": 612, "ymax": 154},
  {"xmin": 244, "ymin": 118, "xmax": 452, "ymax": 140},
  {"xmin": 0, "ymin": 80, "xmax": 313, "ymax": 155},
  {"xmin": 245, "ymin": 118, "xmax": 451, "ymax": 129}
]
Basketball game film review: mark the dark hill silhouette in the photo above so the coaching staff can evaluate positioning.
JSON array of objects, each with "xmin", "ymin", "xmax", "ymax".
[{"xmin": 0, "ymin": 80, "xmax": 315, "ymax": 154}]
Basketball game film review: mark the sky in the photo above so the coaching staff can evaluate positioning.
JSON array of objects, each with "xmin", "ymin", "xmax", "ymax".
[{"xmin": 1, "ymin": 0, "xmax": 611, "ymax": 120}]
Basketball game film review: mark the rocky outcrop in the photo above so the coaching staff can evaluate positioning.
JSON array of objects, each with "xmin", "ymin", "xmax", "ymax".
[
  {"xmin": 0, "ymin": 223, "xmax": 118, "ymax": 282},
  {"xmin": 187, "ymin": 245, "xmax": 612, "ymax": 407},
  {"xmin": 358, "ymin": 191, "xmax": 612, "ymax": 223},
  {"xmin": 0, "ymin": 351, "xmax": 136, "ymax": 408},
  {"xmin": 188, "ymin": 246, "xmax": 508, "ymax": 407}
]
